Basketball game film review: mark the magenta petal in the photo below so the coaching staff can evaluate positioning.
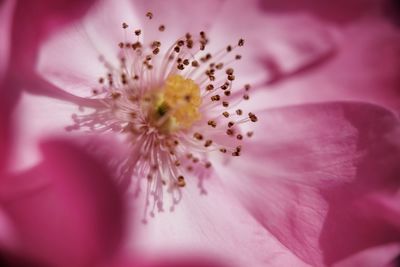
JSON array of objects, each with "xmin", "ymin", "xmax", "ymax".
[
  {"xmin": 0, "ymin": 139, "xmax": 126, "ymax": 267},
  {"xmin": 9, "ymin": 0, "xmax": 96, "ymax": 74},
  {"xmin": 226, "ymin": 102, "xmax": 400, "ymax": 266}
]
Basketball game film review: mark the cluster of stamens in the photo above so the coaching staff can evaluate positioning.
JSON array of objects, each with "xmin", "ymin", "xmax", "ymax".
[{"xmin": 67, "ymin": 12, "xmax": 258, "ymax": 221}]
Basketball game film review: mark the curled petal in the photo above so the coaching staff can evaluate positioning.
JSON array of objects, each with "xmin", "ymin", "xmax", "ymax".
[
  {"xmin": 0, "ymin": 139, "xmax": 126, "ymax": 267},
  {"xmin": 224, "ymin": 102, "xmax": 400, "ymax": 266}
]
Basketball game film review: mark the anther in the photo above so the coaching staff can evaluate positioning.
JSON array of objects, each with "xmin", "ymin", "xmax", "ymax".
[
  {"xmin": 191, "ymin": 60, "xmax": 199, "ymax": 67},
  {"xmin": 146, "ymin": 12, "xmax": 153, "ymax": 19},
  {"xmin": 249, "ymin": 112, "xmax": 258, "ymax": 122},
  {"xmin": 236, "ymin": 109, "xmax": 243, "ymax": 116},
  {"xmin": 222, "ymin": 111, "xmax": 230, "ymax": 118},
  {"xmin": 228, "ymin": 121, "xmax": 235, "ymax": 128},
  {"xmin": 204, "ymin": 140, "xmax": 213, "ymax": 147},
  {"xmin": 207, "ymin": 120, "xmax": 217, "ymax": 128},
  {"xmin": 158, "ymin": 25, "xmax": 165, "ymax": 31},
  {"xmin": 177, "ymin": 176, "xmax": 186, "ymax": 187},
  {"xmin": 206, "ymin": 84, "xmax": 214, "ymax": 91},
  {"xmin": 135, "ymin": 29, "xmax": 142, "ymax": 36},
  {"xmin": 224, "ymin": 91, "xmax": 231, "ymax": 96},
  {"xmin": 211, "ymin": 95, "xmax": 220, "ymax": 101},
  {"xmin": 243, "ymin": 94, "xmax": 249, "ymax": 100},
  {"xmin": 236, "ymin": 134, "xmax": 243, "ymax": 140},
  {"xmin": 122, "ymin": 22, "xmax": 129, "ymax": 29},
  {"xmin": 238, "ymin": 38, "xmax": 245, "ymax": 46},
  {"xmin": 222, "ymin": 101, "xmax": 229, "ymax": 107},
  {"xmin": 226, "ymin": 129, "xmax": 235, "ymax": 136},
  {"xmin": 247, "ymin": 131, "xmax": 254, "ymax": 138},
  {"xmin": 226, "ymin": 45, "xmax": 232, "ymax": 52},
  {"xmin": 193, "ymin": 132, "xmax": 204, "ymax": 140}
]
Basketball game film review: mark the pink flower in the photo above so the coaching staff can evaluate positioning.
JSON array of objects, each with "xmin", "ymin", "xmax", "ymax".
[
  {"xmin": 4, "ymin": 0, "xmax": 400, "ymax": 266},
  {"xmin": 0, "ymin": 138, "xmax": 229, "ymax": 267}
]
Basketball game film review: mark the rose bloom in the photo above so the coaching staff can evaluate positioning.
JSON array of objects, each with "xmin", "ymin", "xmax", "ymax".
[{"xmin": 2, "ymin": 0, "xmax": 400, "ymax": 267}]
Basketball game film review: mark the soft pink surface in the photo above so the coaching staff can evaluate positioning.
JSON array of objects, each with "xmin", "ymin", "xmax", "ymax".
[
  {"xmin": 2, "ymin": 0, "xmax": 400, "ymax": 266},
  {"xmin": 222, "ymin": 102, "xmax": 400, "ymax": 266},
  {"xmin": 0, "ymin": 140, "xmax": 126, "ymax": 267}
]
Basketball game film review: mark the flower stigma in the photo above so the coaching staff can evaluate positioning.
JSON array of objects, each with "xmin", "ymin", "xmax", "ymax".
[{"xmin": 67, "ymin": 12, "xmax": 258, "ymax": 222}]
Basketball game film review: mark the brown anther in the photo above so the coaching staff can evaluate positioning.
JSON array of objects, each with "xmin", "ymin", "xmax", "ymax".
[
  {"xmin": 174, "ymin": 160, "xmax": 181, "ymax": 166},
  {"xmin": 186, "ymin": 153, "xmax": 193, "ymax": 159},
  {"xmin": 235, "ymin": 54, "xmax": 242, "ymax": 60},
  {"xmin": 134, "ymin": 29, "xmax": 141, "ymax": 36},
  {"xmin": 200, "ymin": 43, "xmax": 206, "ymax": 50},
  {"xmin": 200, "ymin": 31, "xmax": 206, "ymax": 38},
  {"xmin": 186, "ymin": 39, "xmax": 194, "ymax": 49},
  {"xmin": 226, "ymin": 45, "xmax": 232, "ymax": 52},
  {"xmin": 191, "ymin": 60, "xmax": 199, "ymax": 67},
  {"xmin": 207, "ymin": 120, "xmax": 217, "ymax": 128},
  {"xmin": 249, "ymin": 112, "xmax": 258, "ymax": 122},
  {"xmin": 228, "ymin": 121, "xmax": 235, "ymax": 128},
  {"xmin": 245, "ymin": 84, "xmax": 251, "ymax": 91},
  {"xmin": 174, "ymin": 140, "xmax": 179, "ymax": 146},
  {"xmin": 193, "ymin": 132, "xmax": 203, "ymax": 140},
  {"xmin": 133, "ymin": 75, "xmax": 139, "ymax": 80},
  {"xmin": 158, "ymin": 25, "xmax": 165, "ymax": 31},
  {"xmin": 183, "ymin": 59, "xmax": 190, "ymax": 65},
  {"xmin": 125, "ymin": 43, "xmax": 132, "ymax": 48},
  {"xmin": 146, "ymin": 11, "xmax": 153, "ymax": 19},
  {"xmin": 122, "ymin": 22, "xmax": 129, "ymax": 29},
  {"xmin": 243, "ymin": 94, "xmax": 250, "ymax": 100},
  {"xmin": 192, "ymin": 157, "xmax": 199, "ymax": 163},
  {"xmin": 220, "ymin": 148, "xmax": 227, "ymax": 153},
  {"xmin": 227, "ymin": 75, "xmax": 235, "ymax": 81},
  {"xmin": 236, "ymin": 109, "xmax": 243, "ymax": 115},
  {"xmin": 151, "ymin": 41, "xmax": 161, "ymax": 48},
  {"xmin": 132, "ymin": 42, "xmax": 142, "ymax": 50},
  {"xmin": 238, "ymin": 38, "xmax": 245, "ymax": 46},
  {"xmin": 92, "ymin": 89, "xmax": 98, "ymax": 95},
  {"xmin": 220, "ymin": 84, "xmax": 228, "ymax": 90},
  {"xmin": 236, "ymin": 134, "xmax": 243, "ymax": 140},
  {"xmin": 98, "ymin": 77, "xmax": 104, "ymax": 84},
  {"xmin": 177, "ymin": 64, "xmax": 185, "ymax": 70},
  {"xmin": 185, "ymin": 33, "xmax": 192, "ymax": 39},
  {"xmin": 232, "ymin": 151, "xmax": 240, "ymax": 157},
  {"xmin": 152, "ymin": 48, "xmax": 160, "ymax": 55},
  {"xmin": 247, "ymin": 131, "xmax": 254, "ymax": 138},
  {"xmin": 222, "ymin": 111, "xmax": 230, "ymax": 118},
  {"xmin": 118, "ymin": 42, "xmax": 124, "ymax": 48},
  {"xmin": 226, "ymin": 129, "xmax": 235, "ymax": 136},
  {"xmin": 216, "ymin": 63, "xmax": 224, "ymax": 70},
  {"xmin": 226, "ymin": 68, "xmax": 234, "ymax": 75},
  {"xmin": 205, "ymin": 162, "xmax": 212, "ymax": 168},
  {"xmin": 177, "ymin": 40, "xmax": 185, "ymax": 46},
  {"xmin": 204, "ymin": 140, "xmax": 213, "ymax": 147},
  {"xmin": 187, "ymin": 166, "xmax": 193, "ymax": 172},
  {"xmin": 206, "ymin": 84, "xmax": 214, "ymax": 91},
  {"xmin": 176, "ymin": 58, "xmax": 183, "ymax": 63},
  {"xmin": 145, "ymin": 55, "xmax": 152, "ymax": 61},
  {"xmin": 222, "ymin": 101, "xmax": 229, "ymax": 107},
  {"xmin": 162, "ymin": 180, "xmax": 167, "ymax": 186},
  {"xmin": 224, "ymin": 90, "xmax": 231, "ymax": 96},
  {"xmin": 211, "ymin": 95, "xmax": 221, "ymax": 101},
  {"xmin": 174, "ymin": 46, "xmax": 180, "ymax": 53},
  {"xmin": 177, "ymin": 176, "xmax": 186, "ymax": 187}
]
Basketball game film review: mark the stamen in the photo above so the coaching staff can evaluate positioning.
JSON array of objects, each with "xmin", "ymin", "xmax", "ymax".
[{"xmin": 67, "ymin": 11, "xmax": 258, "ymax": 222}]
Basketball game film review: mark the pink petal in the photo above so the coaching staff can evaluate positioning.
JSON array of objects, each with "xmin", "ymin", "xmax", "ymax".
[
  {"xmin": 9, "ymin": 0, "xmax": 97, "ymax": 75},
  {"xmin": 223, "ymin": 102, "xmax": 400, "ymax": 266},
  {"xmin": 259, "ymin": 0, "xmax": 383, "ymax": 24},
  {"xmin": 132, "ymin": 170, "xmax": 309, "ymax": 267},
  {"xmin": 0, "ymin": 139, "xmax": 126, "ymax": 267},
  {"xmin": 0, "ymin": 0, "xmax": 15, "ymax": 81},
  {"xmin": 36, "ymin": 0, "xmax": 143, "ymax": 97},
  {"xmin": 248, "ymin": 18, "xmax": 400, "ymax": 112}
]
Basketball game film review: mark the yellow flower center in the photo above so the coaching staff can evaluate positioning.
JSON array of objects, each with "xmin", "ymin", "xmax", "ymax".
[{"xmin": 154, "ymin": 75, "xmax": 202, "ymax": 132}]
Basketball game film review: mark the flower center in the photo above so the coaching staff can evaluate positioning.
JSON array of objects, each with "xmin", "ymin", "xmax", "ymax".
[
  {"xmin": 151, "ymin": 74, "xmax": 202, "ymax": 133},
  {"xmin": 66, "ymin": 12, "xmax": 258, "ymax": 222}
]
